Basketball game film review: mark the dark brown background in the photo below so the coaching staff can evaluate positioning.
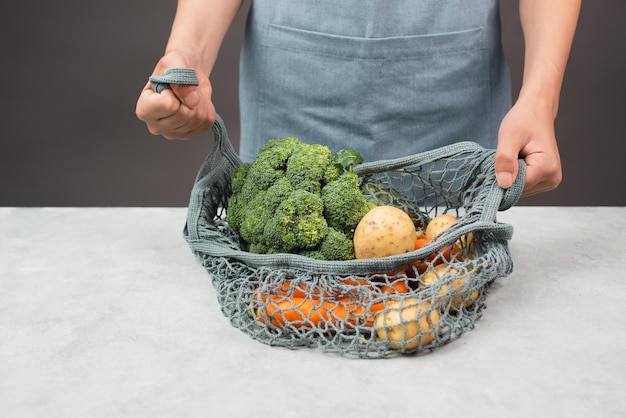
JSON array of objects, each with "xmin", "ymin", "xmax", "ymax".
[{"xmin": 1, "ymin": 1, "xmax": 623, "ymax": 207}]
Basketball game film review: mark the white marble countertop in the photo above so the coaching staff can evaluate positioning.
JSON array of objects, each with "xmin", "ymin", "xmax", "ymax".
[{"xmin": 1, "ymin": 207, "xmax": 625, "ymax": 418}]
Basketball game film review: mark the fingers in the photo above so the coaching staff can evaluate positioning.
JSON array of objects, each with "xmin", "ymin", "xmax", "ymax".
[
  {"xmin": 518, "ymin": 152, "xmax": 562, "ymax": 198},
  {"xmin": 171, "ymin": 84, "xmax": 200, "ymax": 108},
  {"xmin": 135, "ymin": 71, "xmax": 215, "ymax": 140},
  {"xmin": 136, "ymin": 85, "xmax": 182, "ymax": 122},
  {"xmin": 496, "ymin": 140, "xmax": 562, "ymax": 198},
  {"xmin": 495, "ymin": 100, "xmax": 563, "ymax": 198}
]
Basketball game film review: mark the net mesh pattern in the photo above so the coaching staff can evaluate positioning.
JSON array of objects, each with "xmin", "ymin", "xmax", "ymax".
[{"xmin": 183, "ymin": 115, "xmax": 525, "ymax": 358}]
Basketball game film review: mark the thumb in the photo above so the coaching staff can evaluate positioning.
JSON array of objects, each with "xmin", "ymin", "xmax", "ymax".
[{"xmin": 494, "ymin": 140, "xmax": 520, "ymax": 189}]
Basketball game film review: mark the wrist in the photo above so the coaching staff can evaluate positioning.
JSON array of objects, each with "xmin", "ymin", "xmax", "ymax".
[
  {"xmin": 517, "ymin": 80, "xmax": 561, "ymax": 120},
  {"xmin": 163, "ymin": 44, "xmax": 212, "ymax": 75}
]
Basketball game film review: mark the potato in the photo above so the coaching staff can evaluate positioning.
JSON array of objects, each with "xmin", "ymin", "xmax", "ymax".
[
  {"xmin": 425, "ymin": 213, "xmax": 458, "ymax": 240},
  {"xmin": 420, "ymin": 264, "xmax": 451, "ymax": 302},
  {"xmin": 421, "ymin": 264, "xmax": 479, "ymax": 310},
  {"xmin": 425, "ymin": 213, "xmax": 473, "ymax": 250},
  {"xmin": 353, "ymin": 205, "xmax": 416, "ymax": 259},
  {"xmin": 375, "ymin": 298, "xmax": 440, "ymax": 350}
]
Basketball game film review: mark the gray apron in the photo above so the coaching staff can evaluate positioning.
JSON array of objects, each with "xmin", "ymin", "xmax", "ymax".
[{"xmin": 238, "ymin": 0, "xmax": 511, "ymax": 163}]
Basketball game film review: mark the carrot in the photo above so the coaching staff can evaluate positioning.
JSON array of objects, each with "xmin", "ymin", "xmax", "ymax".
[
  {"xmin": 411, "ymin": 237, "xmax": 456, "ymax": 274},
  {"xmin": 363, "ymin": 279, "xmax": 412, "ymax": 316},
  {"xmin": 255, "ymin": 277, "xmax": 414, "ymax": 330},
  {"xmin": 338, "ymin": 277, "xmax": 370, "ymax": 287},
  {"xmin": 273, "ymin": 281, "xmax": 313, "ymax": 298},
  {"xmin": 270, "ymin": 277, "xmax": 372, "ymax": 298},
  {"xmin": 256, "ymin": 294, "xmax": 373, "ymax": 329},
  {"xmin": 381, "ymin": 280, "xmax": 411, "ymax": 295}
]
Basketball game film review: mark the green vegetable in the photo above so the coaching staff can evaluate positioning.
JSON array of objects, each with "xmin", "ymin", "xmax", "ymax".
[
  {"xmin": 263, "ymin": 189, "xmax": 328, "ymax": 252},
  {"xmin": 321, "ymin": 172, "xmax": 375, "ymax": 235},
  {"xmin": 318, "ymin": 228, "xmax": 355, "ymax": 261},
  {"xmin": 331, "ymin": 148, "xmax": 364, "ymax": 173},
  {"xmin": 226, "ymin": 137, "xmax": 370, "ymax": 260}
]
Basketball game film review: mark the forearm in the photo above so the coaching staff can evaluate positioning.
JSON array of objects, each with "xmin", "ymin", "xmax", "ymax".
[
  {"xmin": 165, "ymin": 0, "xmax": 244, "ymax": 75},
  {"xmin": 518, "ymin": 0, "xmax": 581, "ymax": 118}
]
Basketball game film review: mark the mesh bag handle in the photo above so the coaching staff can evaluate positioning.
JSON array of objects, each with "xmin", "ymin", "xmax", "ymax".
[
  {"xmin": 183, "ymin": 115, "xmax": 525, "ymax": 275},
  {"xmin": 185, "ymin": 114, "xmax": 242, "ymax": 242}
]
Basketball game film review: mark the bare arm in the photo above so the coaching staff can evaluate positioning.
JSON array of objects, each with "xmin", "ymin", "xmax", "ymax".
[
  {"xmin": 495, "ymin": 0, "xmax": 581, "ymax": 197},
  {"xmin": 136, "ymin": 0, "xmax": 244, "ymax": 139},
  {"xmin": 166, "ymin": 0, "xmax": 244, "ymax": 75}
]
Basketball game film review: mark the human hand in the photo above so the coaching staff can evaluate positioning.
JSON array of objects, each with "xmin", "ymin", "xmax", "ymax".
[
  {"xmin": 494, "ymin": 96, "xmax": 563, "ymax": 198},
  {"xmin": 135, "ymin": 52, "xmax": 215, "ymax": 139}
]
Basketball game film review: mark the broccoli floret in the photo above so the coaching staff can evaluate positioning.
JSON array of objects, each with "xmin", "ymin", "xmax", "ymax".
[
  {"xmin": 322, "ymin": 172, "xmax": 375, "ymax": 236},
  {"xmin": 239, "ymin": 193, "xmax": 274, "ymax": 244},
  {"xmin": 226, "ymin": 137, "xmax": 371, "ymax": 260},
  {"xmin": 323, "ymin": 163, "xmax": 342, "ymax": 185},
  {"xmin": 319, "ymin": 228, "xmax": 355, "ymax": 261},
  {"xmin": 262, "ymin": 177, "xmax": 294, "ymax": 212},
  {"xmin": 247, "ymin": 241, "xmax": 269, "ymax": 254},
  {"xmin": 286, "ymin": 143, "xmax": 332, "ymax": 194},
  {"xmin": 297, "ymin": 228, "xmax": 354, "ymax": 261},
  {"xmin": 225, "ymin": 193, "xmax": 246, "ymax": 232},
  {"xmin": 226, "ymin": 169, "xmax": 262, "ymax": 231},
  {"xmin": 231, "ymin": 162, "xmax": 251, "ymax": 195},
  {"xmin": 257, "ymin": 137, "xmax": 301, "ymax": 169},
  {"xmin": 322, "ymin": 148, "xmax": 364, "ymax": 186},
  {"xmin": 246, "ymin": 160, "xmax": 284, "ymax": 190},
  {"xmin": 263, "ymin": 190, "xmax": 328, "ymax": 252},
  {"xmin": 298, "ymin": 249, "xmax": 326, "ymax": 260},
  {"xmin": 237, "ymin": 178, "xmax": 295, "ymax": 247}
]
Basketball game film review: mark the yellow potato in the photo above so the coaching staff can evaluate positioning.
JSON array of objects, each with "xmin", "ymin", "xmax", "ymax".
[
  {"xmin": 425, "ymin": 213, "xmax": 459, "ymax": 240},
  {"xmin": 375, "ymin": 298, "xmax": 440, "ymax": 350},
  {"xmin": 425, "ymin": 213, "xmax": 473, "ymax": 250},
  {"xmin": 353, "ymin": 206, "xmax": 416, "ymax": 259},
  {"xmin": 421, "ymin": 264, "xmax": 479, "ymax": 310}
]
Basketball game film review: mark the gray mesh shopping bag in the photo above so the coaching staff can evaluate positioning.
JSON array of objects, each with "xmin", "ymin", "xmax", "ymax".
[{"xmin": 183, "ymin": 115, "xmax": 525, "ymax": 358}]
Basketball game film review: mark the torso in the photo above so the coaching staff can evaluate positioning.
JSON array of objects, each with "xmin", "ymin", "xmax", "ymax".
[{"xmin": 238, "ymin": 0, "xmax": 511, "ymax": 162}]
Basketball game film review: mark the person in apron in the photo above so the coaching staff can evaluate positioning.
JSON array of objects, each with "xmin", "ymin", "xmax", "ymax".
[{"xmin": 136, "ymin": 0, "xmax": 580, "ymax": 197}]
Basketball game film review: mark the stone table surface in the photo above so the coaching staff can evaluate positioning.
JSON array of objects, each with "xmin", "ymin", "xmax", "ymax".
[{"xmin": 1, "ymin": 207, "xmax": 625, "ymax": 418}]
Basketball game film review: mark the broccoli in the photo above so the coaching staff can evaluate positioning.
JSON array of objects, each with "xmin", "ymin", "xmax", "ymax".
[
  {"xmin": 263, "ymin": 190, "xmax": 328, "ymax": 252},
  {"xmin": 295, "ymin": 228, "xmax": 355, "ymax": 261},
  {"xmin": 262, "ymin": 176, "xmax": 295, "ymax": 212},
  {"xmin": 322, "ymin": 172, "xmax": 375, "ymax": 236},
  {"xmin": 331, "ymin": 148, "xmax": 364, "ymax": 173},
  {"xmin": 226, "ymin": 137, "xmax": 371, "ymax": 260},
  {"xmin": 238, "ymin": 193, "xmax": 273, "ymax": 244},
  {"xmin": 258, "ymin": 137, "xmax": 301, "ymax": 169},
  {"xmin": 286, "ymin": 143, "xmax": 332, "ymax": 194},
  {"xmin": 318, "ymin": 228, "xmax": 355, "ymax": 261},
  {"xmin": 231, "ymin": 162, "xmax": 251, "ymax": 195},
  {"xmin": 225, "ymin": 178, "xmax": 261, "ymax": 232}
]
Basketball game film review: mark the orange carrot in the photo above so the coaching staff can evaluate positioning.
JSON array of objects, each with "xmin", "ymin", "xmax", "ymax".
[
  {"xmin": 256, "ymin": 294, "xmax": 373, "ymax": 329},
  {"xmin": 411, "ymin": 237, "xmax": 456, "ymax": 273},
  {"xmin": 268, "ymin": 277, "xmax": 370, "ymax": 300},
  {"xmin": 381, "ymin": 280, "xmax": 411, "ymax": 295},
  {"xmin": 255, "ymin": 276, "xmax": 415, "ymax": 330}
]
